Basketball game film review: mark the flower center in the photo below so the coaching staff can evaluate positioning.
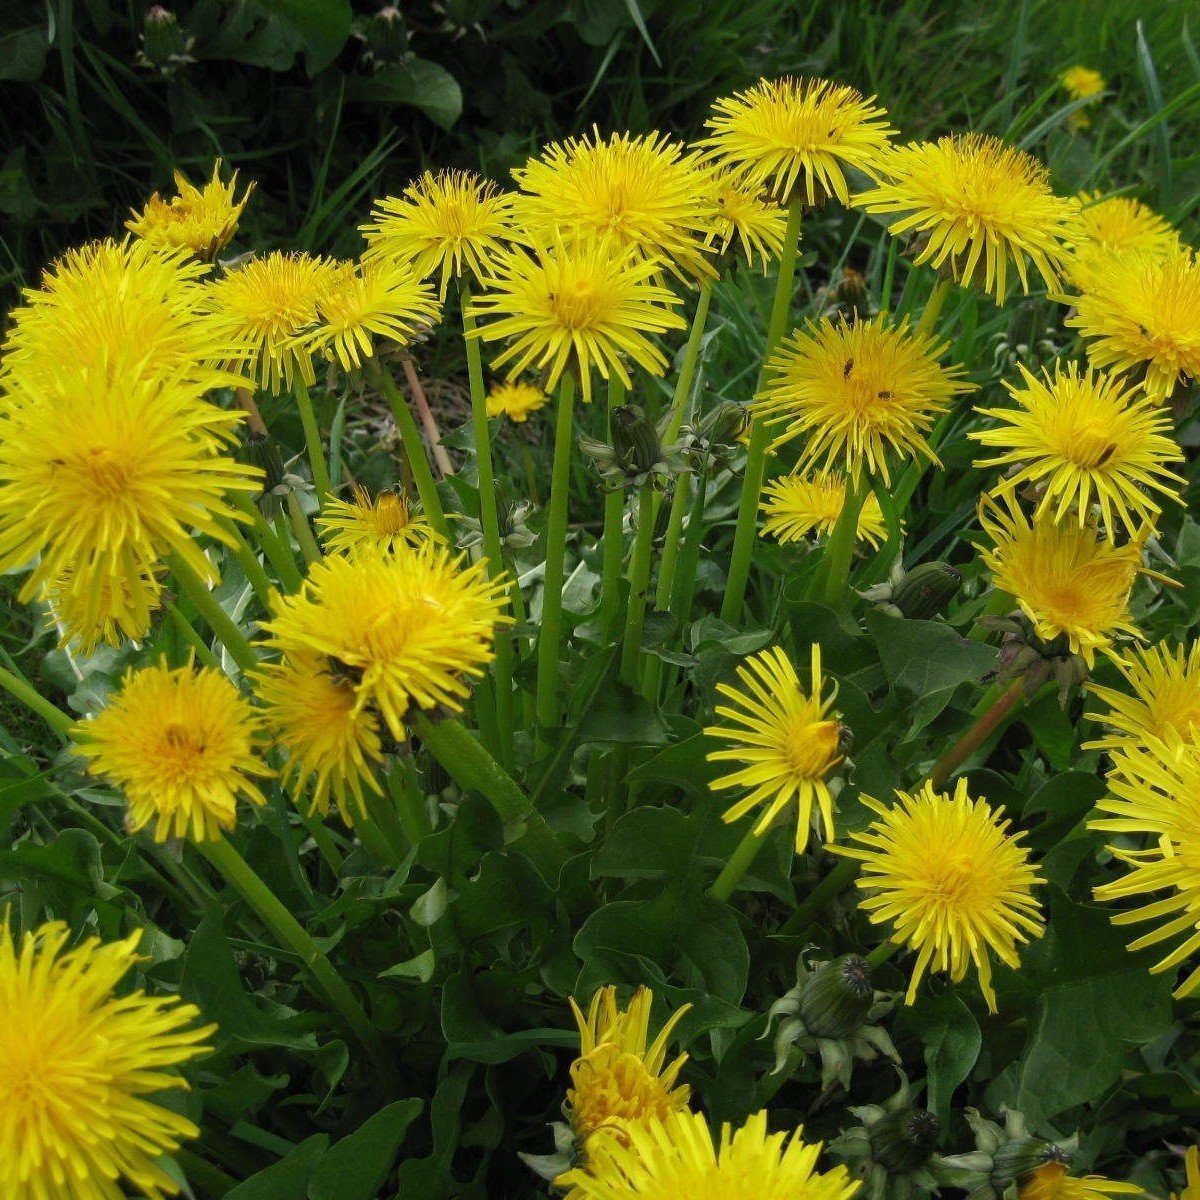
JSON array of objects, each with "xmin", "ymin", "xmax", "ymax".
[
  {"xmin": 1065, "ymin": 422, "xmax": 1118, "ymax": 469},
  {"xmin": 782, "ymin": 718, "xmax": 840, "ymax": 779},
  {"xmin": 550, "ymin": 280, "xmax": 605, "ymax": 331},
  {"xmin": 75, "ymin": 446, "xmax": 134, "ymax": 497},
  {"xmin": 373, "ymin": 494, "xmax": 410, "ymax": 536}
]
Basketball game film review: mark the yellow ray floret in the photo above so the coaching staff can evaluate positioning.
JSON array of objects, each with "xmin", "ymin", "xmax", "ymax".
[
  {"xmin": 1087, "ymin": 642, "xmax": 1200, "ymax": 755},
  {"xmin": 486, "ymin": 379, "xmax": 549, "ymax": 422},
  {"xmin": 73, "ymin": 660, "xmax": 270, "ymax": 843},
  {"xmin": 760, "ymin": 474, "xmax": 889, "ymax": 548},
  {"xmin": 855, "ymin": 134, "xmax": 1075, "ymax": 301},
  {"xmin": 317, "ymin": 484, "xmax": 440, "ymax": 555},
  {"xmin": 755, "ymin": 313, "xmax": 970, "ymax": 484},
  {"xmin": 1019, "ymin": 1161, "xmax": 1141, "ymax": 1200},
  {"xmin": 702, "ymin": 168, "xmax": 789, "ymax": 270},
  {"xmin": 0, "ymin": 918, "xmax": 215, "ymax": 1200},
  {"xmin": 1066, "ymin": 192, "xmax": 1178, "ymax": 288},
  {"xmin": 701, "ymin": 75, "xmax": 895, "ymax": 204},
  {"xmin": 834, "ymin": 778, "xmax": 1045, "ymax": 1011},
  {"xmin": 971, "ymin": 361, "xmax": 1183, "ymax": 538},
  {"xmin": 705, "ymin": 644, "xmax": 844, "ymax": 854},
  {"xmin": 126, "ymin": 158, "xmax": 255, "ymax": 260}
]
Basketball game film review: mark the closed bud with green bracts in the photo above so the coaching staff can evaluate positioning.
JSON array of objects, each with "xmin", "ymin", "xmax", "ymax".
[
  {"xmin": 611, "ymin": 404, "xmax": 662, "ymax": 474},
  {"xmin": 870, "ymin": 1108, "xmax": 941, "ymax": 1173},
  {"xmin": 364, "ymin": 6, "xmax": 409, "ymax": 64},
  {"xmin": 800, "ymin": 954, "xmax": 874, "ymax": 1038},
  {"xmin": 891, "ymin": 561, "xmax": 962, "ymax": 619},
  {"xmin": 241, "ymin": 431, "xmax": 286, "ymax": 499},
  {"xmin": 139, "ymin": 6, "xmax": 194, "ymax": 74},
  {"xmin": 701, "ymin": 400, "xmax": 750, "ymax": 448},
  {"xmin": 991, "ymin": 1138, "xmax": 1067, "ymax": 1192}
]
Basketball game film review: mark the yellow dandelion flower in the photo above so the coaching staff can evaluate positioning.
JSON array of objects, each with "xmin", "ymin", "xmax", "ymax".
[
  {"xmin": 126, "ymin": 158, "xmax": 255, "ymax": 260},
  {"xmin": 0, "ymin": 918, "xmax": 214, "ymax": 1200},
  {"xmin": 760, "ymin": 474, "xmax": 889, "ymax": 548},
  {"xmin": 1020, "ymin": 1161, "xmax": 1141, "ymax": 1200},
  {"xmin": 705, "ymin": 644, "xmax": 844, "ymax": 854},
  {"xmin": 1088, "ymin": 643, "xmax": 1200, "ymax": 756},
  {"xmin": 486, "ymin": 379, "xmax": 549, "ymax": 422},
  {"xmin": 361, "ymin": 169, "xmax": 514, "ymax": 299},
  {"xmin": 1067, "ymin": 192, "xmax": 1178, "ymax": 288},
  {"xmin": 971, "ymin": 361, "xmax": 1183, "ymax": 537},
  {"xmin": 0, "ymin": 238, "xmax": 220, "ymax": 394},
  {"xmin": 0, "ymin": 351, "xmax": 260, "ymax": 631},
  {"xmin": 256, "ymin": 651, "xmax": 385, "ymax": 825},
  {"xmin": 701, "ymin": 75, "xmax": 895, "ymax": 204},
  {"xmin": 755, "ymin": 313, "xmax": 970, "ymax": 484},
  {"xmin": 704, "ymin": 169, "xmax": 788, "ymax": 270},
  {"xmin": 73, "ymin": 661, "xmax": 270, "ymax": 843},
  {"xmin": 201, "ymin": 250, "xmax": 341, "ymax": 392},
  {"xmin": 557, "ymin": 1108, "xmax": 861, "ymax": 1200},
  {"xmin": 1059, "ymin": 66, "xmax": 1107, "ymax": 129},
  {"xmin": 834, "ymin": 778, "xmax": 1045, "ymax": 1011},
  {"xmin": 43, "ymin": 560, "xmax": 163, "ymax": 654},
  {"xmin": 302, "ymin": 258, "xmax": 441, "ymax": 372},
  {"xmin": 261, "ymin": 542, "xmax": 510, "ymax": 738},
  {"xmin": 1066, "ymin": 245, "xmax": 1200, "ymax": 403},
  {"xmin": 512, "ymin": 128, "xmax": 716, "ymax": 279},
  {"xmin": 566, "ymin": 985, "xmax": 691, "ymax": 1149},
  {"xmin": 316, "ymin": 484, "xmax": 439, "ymax": 555},
  {"xmin": 1173, "ymin": 1147, "xmax": 1200, "ymax": 1200},
  {"xmin": 1089, "ymin": 736, "xmax": 1199, "ymax": 844},
  {"xmin": 855, "ymin": 134, "xmax": 1075, "ymax": 301},
  {"xmin": 977, "ymin": 493, "xmax": 1145, "ymax": 667},
  {"xmin": 467, "ymin": 235, "xmax": 686, "ymax": 404}
]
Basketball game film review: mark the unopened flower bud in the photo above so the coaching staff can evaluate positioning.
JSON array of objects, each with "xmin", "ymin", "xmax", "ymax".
[
  {"xmin": 869, "ymin": 1108, "xmax": 941, "ymax": 1173},
  {"xmin": 240, "ymin": 431, "xmax": 286, "ymax": 498},
  {"xmin": 890, "ymin": 561, "xmax": 962, "ymax": 620},
  {"xmin": 991, "ymin": 1138, "xmax": 1067, "ymax": 1192},
  {"xmin": 140, "ymin": 7, "xmax": 191, "ymax": 72},
  {"xmin": 701, "ymin": 400, "xmax": 750, "ymax": 448},
  {"xmin": 611, "ymin": 404, "xmax": 662, "ymax": 474},
  {"xmin": 799, "ymin": 954, "xmax": 874, "ymax": 1038},
  {"xmin": 364, "ymin": 5, "xmax": 408, "ymax": 64}
]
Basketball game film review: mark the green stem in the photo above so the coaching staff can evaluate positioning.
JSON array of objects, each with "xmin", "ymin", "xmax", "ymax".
[
  {"xmin": 598, "ymin": 375, "xmax": 628, "ymax": 640},
  {"xmin": 198, "ymin": 835, "xmax": 395, "ymax": 1083},
  {"xmin": 928, "ymin": 676, "xmax": 1026, "ymax": 790},
  {"xmin": 167, "ymin": 602, "xmax": 222, "ymax": 670},
  {"xmin": 286, "ymin": 491, "xmax": 322, "ymax": 567},
  {"xmin": 388, "ymin": 759, "xmax": 432, "ymax": 843},
  {"xmin": 219, "ymin": 519, "xmax": 274, "ymax": 608},
  {"xmin": 298, "ymin": 810, "xmax": 344, "ymax": 874},
  {"xmin": 166, "ymin": 552, "xmax": 258, "ymax": 674},
  {"xmin": 709, "ymin": 821, "xmax": 769, "ymax": 902},
  {"xmin": 818, "ymin": 474, "xmax": 867, "ymax": 607},
  {"xmin": 0, "ymin": 664, "xmax": 72, "ymax": 738},
  {"xmin": 230, "ymin": 491, "xmax": 302, "ymax": 592},
  {"xmin": 914, "ymin": 275, "xmax": 953, "ymax": 338},
  {"xmin": 619, "ymin": 482, "xmax": 658, "ymax": 686},
  {"xmin": 865, "ymin": 939, "xmax": 900, "ymax": 969},
  {"xmin": 374, "ymin": 363, "xmax": 450, "ymax": 542},
  {"xmin": 641, "ymin": 474, "xmax": 690, "ymax": 701},
  {"xmin": 293, "ymin": 378, "xmax": 332, "ymax": 508},
  {"xmin": 720, "ymin": 199, "xmax": 804, "ymax": 625},
  {"xmin": 536, "ymin": 372, "xmax": 576, "ymax": 735},
  {"xmin": 461, "ymin": 287, "xmax": 514, "ymax": 764},
  {"xmin": 779, "ymin": 858, "xmax": 858, "ymax": 936},
  {"xmin": 663, "ymin": 280, "xmax": 714, "ymax": 444}
]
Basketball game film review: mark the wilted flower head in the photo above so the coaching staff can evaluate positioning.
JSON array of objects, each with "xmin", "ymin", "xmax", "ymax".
[
  {"xmin": 856, "ymin": 134, "xmax": 1075, "ymax": 301},
  {"xmin": 127, "ymin": 159, "xmax": 254, "ymax": 260},
  {"xmin": 836, "ymin": 778, "xmax": 1045, "ymax": 1011},
  {"xmin": 702, "ymin": 75, "xmax": 895, "ymax": 204}
]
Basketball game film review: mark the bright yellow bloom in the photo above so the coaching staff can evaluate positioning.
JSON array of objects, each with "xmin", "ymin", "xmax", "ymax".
[
  {"xmin": 755, "ymin": 314, "xmax": 970, "ymax": 484},
  {"xmin": 126, "ymin": 159, "xmax": 255, "ymax": 260},
  {"xmin": 468, "ymin": 235, "xmax": 685, "ymax": 404},
  {"xmin": 43, "ymin": 560, "xmax": 164, "ymax": 653},
  {"xmin": 73, "ymin": 661, "xmax": 270, "ymax": 842},
  {"xmin": 486, "ymin": 379, "xmax": 549, "ymax": 422},
  {"xmin": 977, "ymin": 494, "xmax": 1145, "ymax": 667},
  {"xmin": 201, "ymin": 250, "xmax": 341, "ymax": 392},
  {"xmin": 1173, "ymin": 1147, "xmax": 1200, "ymax": 1200},
  {"xmin": 1059, "ymin": 67, "xmax": 1107, "ymax": 129},
  {"xmin": 855, "ymin": 134, "xmax": 1075, "ymax": 301},
  {"xmin": 256, "ymin": 651, "xmax": 385, "ymax": 825},
  {"xmin": 361, "ymin": 169, "xmax": 514, "ymax": 298},
  {"xmin": 0, "ymin": 918, "xmax": 214, "ymax": 1200},
  {"xmin": 0, "ymin": 350, "xmax": 260, "ymax": 633},
  {"xmin": 261, "ymin": 542, "xmax": 510, "ymax": 739},
  {"xmin": 317, "ymin": 484, "xmax": 439, "ymax": 555},
  {"xmin": 512, "ymin": 128, "xmax": 716, "ymax": 279},
  {"xmin": 301, "ymin": 259, "xmax": 440, "ymax": 371},
  {"xmin": 566, "ymin": 986, "xmax": 691, "ymax": 1149},
  {"xmin": 0, "ymin": 238, "xmax": 219, "ymax": 395},
  {"xmin": 1067, "ymin": 246, "xmax": 1200, "ymax": 403},
  {"xmin": 1067, "ymin": 192, "xmax": 1179, "ymax": 288},
  {"xmin": 760, "ymin": 474, "xmax": 889, "ymax": 548},
  {"xmin": 1088, "ymin": 643, "xmax": 1200, "ymax": 757},
  {"xmin": 971, "ymin": 362, "xmax": 1183, "ymax": 537},
  {"xmin": 835, "ymin": 778, "xmax": 1045, "ymax": 1011},
  {"xmin": 558, "ymin": 1108, "xmax": 861, "ymax": 1200},
  {"xmin": 1020, "ymin": 1161, "xmax": 1141, "ymax": 1200},
  {"xmin": 705, "ymin": 644, "xmax": 844, "ymax": 853},
  {"xmin": 704, "ymin": 169, "xmax": 788, "ymax": 269},
  {"xmin": 701, "ymin": 75, "xmax": 895, "ymax": 204}
]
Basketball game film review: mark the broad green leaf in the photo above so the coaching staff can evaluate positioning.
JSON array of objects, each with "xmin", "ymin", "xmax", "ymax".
[
  {"xmin": 344, "ymin": 58, "xmax": 464, "ymax": 129},
  {"xmin": 864, "ymin": 609, "xmax": 998, "ymax": 697},
  {"xmin": 902, "ymin": 991, "xmax": 981, "ymax": 1125},
  {"xmin": 223, "ymin": 1135, "xmax": 328, "ymax": 1200},
  {"xmin": 256, "ymin": 0, "xmax": 350, "ymax": 73},
  {"xmin": 308, "ymin": 1099, "xmax": 423, "ymax": 1200}
]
